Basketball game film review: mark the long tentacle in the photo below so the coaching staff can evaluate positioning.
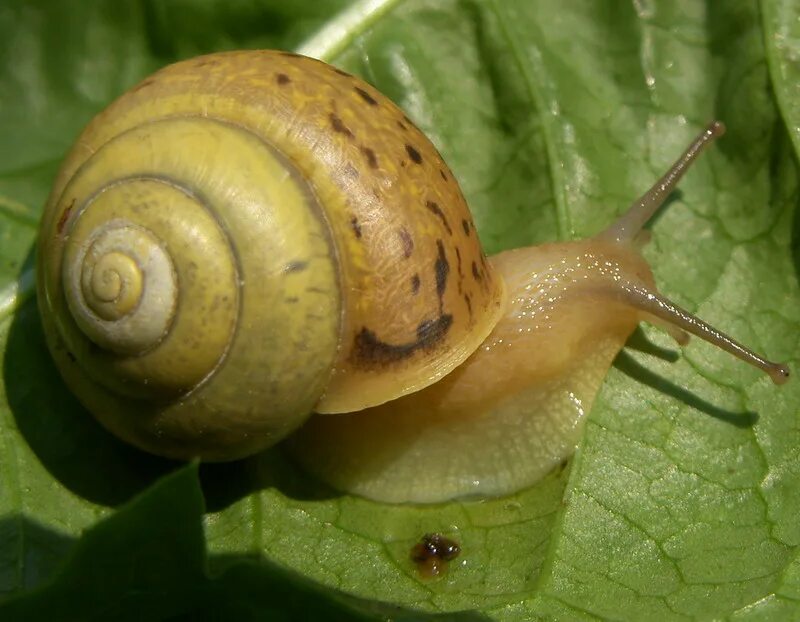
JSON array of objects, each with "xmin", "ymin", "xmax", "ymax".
[{"xmin": 601, "ymin": 121, "xmax": 726, "ymax": 243}]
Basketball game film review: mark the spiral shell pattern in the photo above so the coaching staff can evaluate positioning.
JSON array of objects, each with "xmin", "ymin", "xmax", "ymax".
[{"xmin": 38, "ymin": 116, "xmax": 340, "ymax": 459}]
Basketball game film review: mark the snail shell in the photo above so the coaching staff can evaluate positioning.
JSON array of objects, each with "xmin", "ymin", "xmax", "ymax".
[{"xmin": 37, "ymin": 50, "xmax": 504, "ymax": 461}]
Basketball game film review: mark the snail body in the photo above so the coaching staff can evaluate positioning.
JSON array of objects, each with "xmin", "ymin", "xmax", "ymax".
[
  {"xmin": 37, "ymin": 51, "xmax": 788, "ymax": 503},
  {"xmin": 291, "ymin": 239, "xmax": 654, "ymax": 502}
]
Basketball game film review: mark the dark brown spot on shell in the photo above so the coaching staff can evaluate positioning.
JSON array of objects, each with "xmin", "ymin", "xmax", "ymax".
[
  {"xmin": 333, "ymin": 67, "xmax": 352, "ymax": 77},
  {"xmin": 406, "ymin": 144, "xmax": 423, "ymax": 164},
  {"xmin": 330, "ymin": 113, "xmax": 354, "ymax": 138},
  {"xmin": 354, "ymin": 86, "xmax": 378, "ymax": 106},
  {"xmin": 471, "ymin": 261, "xmax": 481, "ymax": 281},
  {"xmin": 455, "ymin": 247, "xmax": 464, "ymax": 293},
  {"xmin": 435, "ymin": 240, "xmax": 449, "ymax": 304},
  {"xmin": 56, "ymin": 199, "xmax": 75, "ymax": 235},
  {"xmin": 361, "ymin": 146, "xmax": 379, "ymax": 169},
  {"xmin": 285, "ymin": 260, "xmax": 308, "ymax": 273},
  {"xmin": 464, "ymin": 293, "xmax": 472, "ymax": 317},
  {"xmin": 352, "ymin": 314, "xmax": 453, "ymax": 366},
  {"xmin": 440, "ymin": 169, "xmax": 448, "ymax": 181},
  {"xmin": 411, "ymin": 274, "xmax": 421, "ymax": 294},
  {"xmin": 276, "ymin": 73, "xmax": 291, "ymax": 85},
  {"xmin": 350, "ymin": 216, "xmax": 362, "ymax": 239},
  {"xmin": 426, "ymin": 201, "xmax": 452, "ymax": 235},
  {"xmin": 419, "ymin": 316, "xmax": 454, "ymax": 346},
  {"xmin": 279, "ymin": 51, "xmax": 303, "ymax": 58},
  {"xmin": 286, "ymin": 297, "xmax": 299, "ymax": 304},
  {"xmin": 398, "ymin": 228, "xmax": 414, "ymax": 258},
  {"xmin": 462, "ymin": 219, "xmax": 470, "ymax": 235},
  {"xmin": 397, "ymin": 120, "xmax": 408, "ymax": 131}
]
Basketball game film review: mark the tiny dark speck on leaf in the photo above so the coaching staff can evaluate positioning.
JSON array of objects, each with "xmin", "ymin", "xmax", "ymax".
[{"xmin": 411, "ymin": 533, "xmax": 461, "ymax": 578}]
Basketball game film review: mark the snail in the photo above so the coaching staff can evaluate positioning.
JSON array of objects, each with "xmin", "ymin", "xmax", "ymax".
[{"xmin": 36, "ymin": 50, "xmax": 789, "ymax": 504}]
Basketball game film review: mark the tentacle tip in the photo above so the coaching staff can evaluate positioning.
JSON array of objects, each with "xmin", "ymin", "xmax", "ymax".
[
  {"xmin": 768, "ymin": 363, "xmax": 790, "ymax": 386},
  {"xmin": 709, "ymin": 120, "xmax": 726, "ymax": 138}
]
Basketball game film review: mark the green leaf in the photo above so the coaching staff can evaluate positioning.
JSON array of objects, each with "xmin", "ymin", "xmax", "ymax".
[
  {"xmin": 1, "ymin": 0, "xmax": 799, "ymax": 619},
  {"xmin": 0, "ymin": 463, "xmax": 430, "ymax": 621},
  {"xmin": 0, "ymin": 464, "xmax": 208, "ymax": 621}
]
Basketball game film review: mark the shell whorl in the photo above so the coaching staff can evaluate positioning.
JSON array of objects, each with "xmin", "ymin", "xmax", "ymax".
[
  {"xmin": 38, "ymin": 115, "xmax": 341, "ymax": 459},
  {"xmin": 66, "ymin": 222, "xmax": 177, "ymax": 347},
  {"xmin": 58, "ymin": 171, "xmax": 240, "ymax": 399}
]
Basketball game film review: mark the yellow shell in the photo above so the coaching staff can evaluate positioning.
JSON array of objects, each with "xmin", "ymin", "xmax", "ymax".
[{"xmin": 37, "ymin": 50, "xmax": 505, "ymax": 460}]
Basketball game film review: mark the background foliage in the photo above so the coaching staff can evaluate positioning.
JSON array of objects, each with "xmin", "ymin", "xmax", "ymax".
[{"xmin": 1, "ymin": 0, "xmax": 799, "ymax": 619}]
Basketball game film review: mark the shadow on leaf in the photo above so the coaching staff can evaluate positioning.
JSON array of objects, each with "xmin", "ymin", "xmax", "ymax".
[
  {"xmin": 0, "ymin": 465, "xmax": 487, "ymax": 622},
  {"xmin": 5, "ymin": 294, "xmax": 341, "ymax": 511},
  {"xmin": 613, "ymin": 349, "xmax": 759, "ymax": 427},
  {"xmin": 0, "ymin": 515, "xmax": 74, "ymax": 598},
  {"xmin": 4, "ymin": 252, "xmax": 341, "ymax": 510},
  {"xmin": 624, "ymin": 326, "xmax": 681, "ymax": 363},
  {"xmin": 199, "ymin": 447, "xmax": 342, "ymax": 513},
  {"xmin": 4, "ymin": 287, "xmax": 177, "ymax": 507}
]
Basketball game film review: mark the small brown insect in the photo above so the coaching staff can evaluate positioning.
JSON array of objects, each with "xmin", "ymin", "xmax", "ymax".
[{"xmin": 410, "ymin": 533, "xmax": 461, "ymax": 578}]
